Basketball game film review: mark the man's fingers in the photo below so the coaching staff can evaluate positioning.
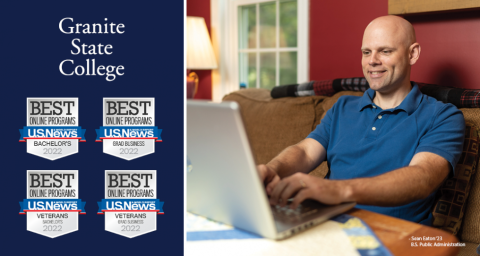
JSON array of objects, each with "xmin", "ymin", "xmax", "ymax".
[
  {"xmin": 266, "ymin": 175, "xmax": 280, "ymax": 195},
  {"xmin": 264, "ymin": 169, "xmax": 277, "ymax": 185},
  {"xmin": 290, "ymin": 189, "xmax": 311, "ymax": 209},
  {"xmin": 257, "ymin": 165, "xmax": 268, "ymax": 182},
  {"xmin": 269, "ymin": 180, "xmax": 289, "ymax": 205},
  {"xmin": 258, "ymin": 164, "xmax": 281, "ymax": 196},
  {"xmin": 257, "ymin": 164, "xmax": 278, "ymax": 185},
  {"xmin": 278, "ymin": 178, "xmax": 305, "ymax": 207}
]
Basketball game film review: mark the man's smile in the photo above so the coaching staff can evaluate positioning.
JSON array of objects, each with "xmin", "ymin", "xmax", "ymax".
[{"xmin": 368, "ymin": 70, "xmax": 386, "ymax": 78}]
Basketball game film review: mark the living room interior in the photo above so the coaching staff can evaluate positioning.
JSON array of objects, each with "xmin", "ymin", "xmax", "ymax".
[{"xmin": 186, "ymin": 1, "xmax": 480, "ymax": 255}]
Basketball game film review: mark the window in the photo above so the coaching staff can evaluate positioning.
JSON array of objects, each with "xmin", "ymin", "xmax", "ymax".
[
  {"xmin": 210, "ymin": 0, "xmax": 308, "ymax": 100},
  {"xmin": 238, "ymin": 0, "xmax": 301, "ymax": 89}
]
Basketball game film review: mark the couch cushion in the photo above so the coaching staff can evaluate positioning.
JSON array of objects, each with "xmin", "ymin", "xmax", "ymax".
[
  {"xmin": 459, "ymin": 109, "xmax": 480, "ymax": 244},
  {"xmin": 223, "ymin": 89, "xmax": 327, "ymax": 165},
  {"xmin": 456, "ymin": 241, "xmax": 479, "ymax": 256},
  {"xmin": 432, "ymin": 122, "xmax": 479, "ymax": 236}
]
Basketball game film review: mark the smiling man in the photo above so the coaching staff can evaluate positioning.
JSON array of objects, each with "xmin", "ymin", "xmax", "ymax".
[{"xmin": 257, "ymin": 16, "xmax": 465, "ymax": 225}]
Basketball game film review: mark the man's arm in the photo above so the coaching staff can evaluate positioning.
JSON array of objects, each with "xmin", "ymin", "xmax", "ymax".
[
  {"xmin": 257, "ymin": 138, "xmax": 326, "ymax": 195},
  {"xmin": 269, "ymin": 151, "xmax": 450, "ymax": 209}
]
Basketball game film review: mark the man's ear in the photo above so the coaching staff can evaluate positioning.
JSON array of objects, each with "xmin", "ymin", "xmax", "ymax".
[{"xmin": 409, "ymin": 42, "xmax": 421, "ymax": 65}]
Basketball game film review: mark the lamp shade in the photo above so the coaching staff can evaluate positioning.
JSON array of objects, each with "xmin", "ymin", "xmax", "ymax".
[{"xmin": 186, "ymin": 16, "xmax": 218, "ymax": 70}]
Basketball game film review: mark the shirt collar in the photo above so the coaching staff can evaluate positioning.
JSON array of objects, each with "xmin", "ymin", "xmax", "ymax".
[{"xmin": 358, "ymin": 82, "xmax": 422, "ymax": 115}]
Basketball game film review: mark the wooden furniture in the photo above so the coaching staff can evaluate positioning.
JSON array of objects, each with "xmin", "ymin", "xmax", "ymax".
[
  {"xmin": 388, "ymin": 0, "xmax": 480, "ymax": 15},
  {"xmin": 349, "ymin": 208, "xmax": 460, "ymax": 256}
]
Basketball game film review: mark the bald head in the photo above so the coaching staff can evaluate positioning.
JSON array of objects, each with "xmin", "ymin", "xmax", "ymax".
[
  {"xmin": 361, "ymin": 15, "xmax": 421, "ymax": 94},
  {"xmin": 364, "ymin": 15, "xmax": 416, "ymax": 49}
]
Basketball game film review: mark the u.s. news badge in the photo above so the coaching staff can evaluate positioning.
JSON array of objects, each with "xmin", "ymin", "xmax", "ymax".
[
  {"xmin": 19, "ymin": 170, "xmax": 86, "ymax": 238},
  {"xmin": 96, "ymin": 98, "xmax": 162, "ymax": 160},
  {"xmin": 98, "ymin": 170, "xmax": 164, "ymax": 238},
  {"xmin": 19, "ymin": 98, "xmax": 85, "ymax": 160}
]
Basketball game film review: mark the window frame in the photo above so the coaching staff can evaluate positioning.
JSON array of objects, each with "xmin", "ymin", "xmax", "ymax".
[{"xmin": 210, "ymin": 0, "xmax": 309, "ymax": 101}]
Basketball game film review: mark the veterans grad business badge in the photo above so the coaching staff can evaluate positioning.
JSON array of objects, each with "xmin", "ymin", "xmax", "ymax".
[
  {"xmin": 96, "ymin": 98, "xmax": 162, "ymax": 160},
  {"xmin": 19, "ymin": 170, "xmax": 86, "ymax": 238},
  {"xmin": 98, "ymin": 170, "xmax": 164, "ymax": 238},
  {"xmin": 19, "ymin": 98, "xmax": 85, "ymax": 160}
]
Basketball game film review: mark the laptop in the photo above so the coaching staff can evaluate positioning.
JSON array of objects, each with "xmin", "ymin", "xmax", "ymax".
[{"xmin": 187, "ymin": 100, "xmax": 355, "ymax": 240}]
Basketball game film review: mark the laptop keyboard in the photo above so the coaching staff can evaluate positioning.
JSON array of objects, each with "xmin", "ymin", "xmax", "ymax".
[{"xmin": 272, "ymin": 204, "xmax": 318, "ymax": 219}]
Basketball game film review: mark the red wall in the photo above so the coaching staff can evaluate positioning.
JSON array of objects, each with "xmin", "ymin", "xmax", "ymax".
[
  {"xmin": 187, "ymin": 0, "xmax": 212, "ymax": 99},
  {"xmin": 191, "ymin": 0, "xmax": 480, "ymax": 96},
  {"xmin": 309, "ymin": 0, "xmax": 387, "ymax": 81},
  {"xmin": 407, "ymin": 11, "xmax": 480, "ymax": 89},
  {"xmin": 309, "ymin": 1, "xmax": 480, "ymax": 89}
]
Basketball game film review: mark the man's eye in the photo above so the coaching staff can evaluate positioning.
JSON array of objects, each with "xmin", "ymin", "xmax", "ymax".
[
  {"xmin": 363, "ymin": 51, "xmax": 370, "ymax": 55},
  {"xmin": 382, "ymin": 50, "xmax": 391, "ymax": 54}
]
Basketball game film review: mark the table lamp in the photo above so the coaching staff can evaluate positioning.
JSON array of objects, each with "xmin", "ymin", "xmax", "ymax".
[{"xmin": 186, "ymin": 16, "xmax": 218, "ymax": 99}]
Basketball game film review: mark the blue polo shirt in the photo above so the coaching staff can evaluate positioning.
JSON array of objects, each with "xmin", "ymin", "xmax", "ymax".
[{"xmin": 307, "ymin": 83, "xmax": 465, "ymax": 225}]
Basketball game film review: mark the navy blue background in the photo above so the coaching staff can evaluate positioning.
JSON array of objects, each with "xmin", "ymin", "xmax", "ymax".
[{"xmin": 0, "ymin": 1, "xmax": 184, "ymax": 255}]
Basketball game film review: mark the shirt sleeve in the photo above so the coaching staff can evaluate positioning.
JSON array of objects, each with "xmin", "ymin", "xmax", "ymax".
[
  {"xmin": 415, "ymin": 103, "xmax": 465, "ymax": 172},
  {"xmin": 306, "ymin": 102, "xmax": 336, "ymax": 150}
]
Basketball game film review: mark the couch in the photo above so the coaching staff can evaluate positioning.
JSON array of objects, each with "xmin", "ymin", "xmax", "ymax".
[{"xmin": 223, "ymin": 88, "xmax": 480, "ymax": 256}]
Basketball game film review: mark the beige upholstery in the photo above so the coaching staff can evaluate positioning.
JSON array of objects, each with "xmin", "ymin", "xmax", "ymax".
[
  {"xmin": 223, "ymin": 89, "xmax": 326, "ymax": 167},
  {"xmin": 457, "ymin": 242, "xmax": 479, "ymax": 256}
]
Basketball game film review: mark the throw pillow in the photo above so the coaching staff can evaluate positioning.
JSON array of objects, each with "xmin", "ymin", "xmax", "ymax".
[{"xmin": 432, "ymin": 122, "xmax": 479, "ymax": 235}]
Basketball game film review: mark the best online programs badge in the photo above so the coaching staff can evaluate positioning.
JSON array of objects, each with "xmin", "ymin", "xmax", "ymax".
[
  {"xmin": 19, "ymin": 98, "xmax": 86, "ymax": 160},
  {"xmin": 19, "ymin": 170, "xmax": 86, "ymax": 238},
  {"xmin": 97, "ymin": 170, "xmax": 164, "ymax": 238},
  {"xmin": 96, "ymin": 98, "xmax": 162, "ymax": 160}
]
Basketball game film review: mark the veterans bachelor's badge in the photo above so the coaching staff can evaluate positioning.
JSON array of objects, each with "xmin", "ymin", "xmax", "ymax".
[
  {"xmin": 98, "ymin": 170, "xmax": 164, "ymax": 238},
  {"xmin": 19, "ymin": 98, "xmax": 85, "ymax": 160},
  {"xmin": 96, "ymin": 98, "xmax": 162, "ymax": 160},
  {"xmin": 19, "ymin": 170, "xmax": 86, "ymax": 238}
]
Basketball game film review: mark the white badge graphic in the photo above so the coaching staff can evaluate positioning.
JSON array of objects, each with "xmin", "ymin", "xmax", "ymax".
[
  {"xmin": 19, "ymin": 170, "xmax": 86, "ymax": 238},
  {"xmin": 20, "ymin": 98, "xmax": 85, "ymax": 160},
  {"xmin": 96, "ymin": 98, "xmax": 161, "ymax": 160},
  {"xmin": 98, "ymin": 170, "xmax": 163, "ymax": 238}
]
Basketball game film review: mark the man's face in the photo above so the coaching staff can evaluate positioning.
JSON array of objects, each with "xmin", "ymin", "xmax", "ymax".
[{"xmin": 361, "ymin": 24, "xmax": 410, "ymax": 93}]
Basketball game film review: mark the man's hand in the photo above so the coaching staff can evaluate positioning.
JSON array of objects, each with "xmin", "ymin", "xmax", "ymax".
[
  {"xmin": 268, "ymin": 172, "xmax": 350, "ymax": 209},
  {"xmin": 257, "ymin": 164, "xmax": 280, "ymax": 195},
  {"xmin": 257, "ymin": 139, "xmax": 327, "ymax": 196},
  {"xmin": 267, "ymin": 151, "xmax": 451, "ymax": 209}
]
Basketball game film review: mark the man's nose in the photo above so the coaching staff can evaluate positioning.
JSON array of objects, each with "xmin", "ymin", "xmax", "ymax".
[{"xmin": 369, "ymin": 53, "xmax": 381, "ymax": 66}]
